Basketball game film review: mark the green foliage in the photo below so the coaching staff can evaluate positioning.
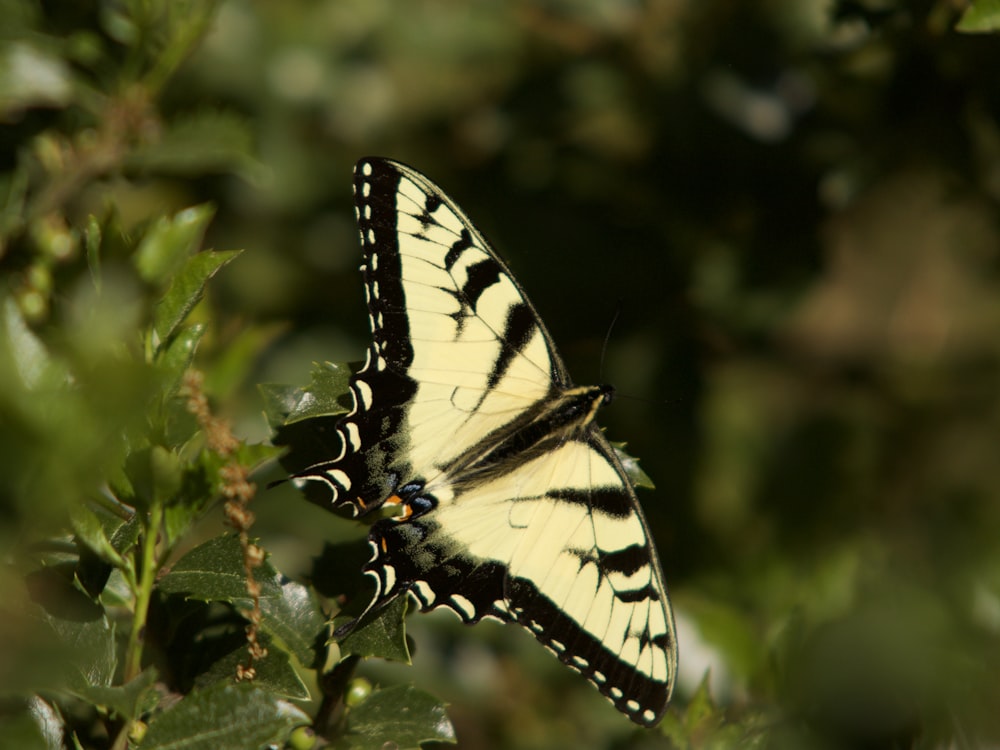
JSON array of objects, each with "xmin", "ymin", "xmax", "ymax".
[
  {"xmin": 958, "ymin": 0, "xmax": 1000, "ymax": 32},
  {"xmin": 1, "ymin": 2, "xmax": 457, "ymax": 748},
  {"xmin": 5, "ymin": 0, "xmax": 1000, "ymax": 748},
  {"xmin": 336, "ymin": 685, "xmax": 457, "ymax": 750},
  {"xmin": 138, "ymin": 682, "xmax": 308, "ymax": 750}
]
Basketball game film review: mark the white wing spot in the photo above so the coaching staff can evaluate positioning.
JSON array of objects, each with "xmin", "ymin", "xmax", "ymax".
[
  {"xmin": 328, "ymin": 468, "xmax": 351, "ymax": 492},
  {"xmin": 592, "ymin": 670, "xmax": 606, "ymax": 685},
  {"xmin": 626, "ymin": 699, "xmax": 640, "ymax": 713},
  {"xmin": 382, "ymin": 564, "xmax": 396, "ymax": 593},
  {"xmin": 354, "ymin": 379, "xmax": 373, "ymax": 410},
  {"xmin": 361, "ymin": 162, "xmax": 373, "ymax": 176},
  {"xmin": 642, "ymin": 709, "xmax": 655, "ymax": 723},
  {"xmin": 366, "ymin": 228, "xmax": 376, "ymax": 244},
  {"xmin": 449, "ymin": 594, "xmax": 476, "ymax": 620},
  {"xmin": 550, "ymin": 638, "xmax": 565, "ymax": 653},
  {"xmin": 572, "ymin": 655, "xmax": 588, "ymax": 669},
  {"xmin": 370, "ymin": 252, "xmax": 378, "ymax": 271},
  {"xmin": 610, "ymin": 687, "xmax": 623, "ymax": 700},
  {"xmin": 412, "ymin": 580, "xmax": 436, "ymax": 607},
  {"xmin": 364, "ymin": 204, "xmax": 371, "ymax": 219},
  {"xmin": 344, "ymin": 421, "xmax": 361, "ymax": 450}
]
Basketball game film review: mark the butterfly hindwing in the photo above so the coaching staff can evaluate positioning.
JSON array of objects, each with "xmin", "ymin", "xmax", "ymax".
[{"xmin": 294, "ymin": 157, "xmax": 677, "ymax": 726}]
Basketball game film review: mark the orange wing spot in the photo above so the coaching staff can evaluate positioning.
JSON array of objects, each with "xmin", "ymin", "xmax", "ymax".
[
  {"xmin": 356, "ymin": 497, "xmax": 367, "ymax": 510},
  {"xmin": 380, "ymin": 537, "xmax": 388, "ymax": 553},
  {"xmin": 400, "ymin": 504, "xmax": 413, "ymax": 521},
  {"xmin": 384, "ymin": 494, "xmax": 403, "ymax": 506}
]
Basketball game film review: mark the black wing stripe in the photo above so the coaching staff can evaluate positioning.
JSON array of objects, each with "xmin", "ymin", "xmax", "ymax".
[
  {"xmin": 598, "ymin": 544, "xmax": 649, "ymax": 576},
  {"xmin": 545, "ymin": 486, "xmax": 633, "ymax": 519},
  {"xmin": 444, "ymin": 229, "xmax": 475, "ymax": 271},
  {"xmin": 507, "ymin": 576, "xmax": 671, "ymax": 727}
]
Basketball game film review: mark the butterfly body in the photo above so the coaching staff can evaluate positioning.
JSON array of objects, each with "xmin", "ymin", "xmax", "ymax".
[{"xmin": 294, "ymin": 157, "xmax": 677, "ymax": 726}]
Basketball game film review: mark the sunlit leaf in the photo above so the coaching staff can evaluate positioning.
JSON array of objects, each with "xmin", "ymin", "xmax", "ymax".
[
  {"xmin": 153, "ymin": 249, "xmax": 241, "ymax": 346},
  {"xmin": 134, "ymin": 205, "xmax": 216, "ymax": 287},
  {"xmin": 957, "ymin": 0, "xmax": 1000, "ymax": 32},
  {"xmin": 263, "ymin": 362, "xmax": 353, "ymax": 429},
  {"xmin": 156, "ymin": 323, "xmax": 204, "ymax": 393}
]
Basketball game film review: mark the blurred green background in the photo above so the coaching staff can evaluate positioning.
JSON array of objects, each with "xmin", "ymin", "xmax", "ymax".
[{"xmin": 3, "ymin": 0, "xmax": 1000, "ymax": 747}]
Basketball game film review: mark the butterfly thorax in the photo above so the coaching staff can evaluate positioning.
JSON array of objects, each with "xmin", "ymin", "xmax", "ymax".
[{"xmin": 441, "ymin": 384, "xmax": 614, "ymax": 493}]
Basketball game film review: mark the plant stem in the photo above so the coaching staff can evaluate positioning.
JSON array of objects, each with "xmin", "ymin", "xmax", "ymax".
[{"xmin": 123, "ymin": 500, "xmax": 163, "ymax": 683}]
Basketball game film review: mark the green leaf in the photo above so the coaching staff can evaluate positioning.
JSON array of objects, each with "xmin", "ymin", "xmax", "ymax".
[
  {"xmin": 110, "ymin": 512, "xmax": 142, "ymax": 555},
  {"xmin": 158, "ymin": 458, "xmax": 213, "ymax": 544},
  {"xmin": 126, "ymin": 110, "xmax": 260, "ymax": 179},
  {"xmin": 76, "ymin": 668, "xmax": 159, "ymax": 721},
  {"xmin": 140, "ymin": 682, "xmax": 309, "ymax": 750},
  {"xmin": 234, "ymin": 440, "xmax": 284, "ymax": 472},
  {"xmin": 159, "ymin": 534, "xmax": 329, "ymax": 667},
  {"xmin": 47, "ymin": 608, "xmax": 117, "ymax": 690},
  {"xmin": 125, "ymin": 445, "xmax": 184, "ymax": 509},
  {"xmin": 156, "ymin": 323, "xmax": 204, "ymax": 393},
  {"xmin": 266, "ymin": 364, "xmax": 355, "ymax": 486},
  {"xmin": 259, "ymin": 383, "xmax": 308, "ymax": 430},
  {"xmin": 957, "ymin": 0, "xmax": 1000, "ymax": 32},
  {"xmin": 0, "ymin": 41, "xmax": 74, "ymax": 115},
  {"xmin": 2, "ymin": 296, "xmax": 61, "ymax": 389},
  {"xmin": 260, "ymin": 577, "xmax": 329, "ymax": 669},
  {"xmin": 300, "ymin": 362, "xmax": 354, "ymax": 418},
  {"xmin": 134, "ymin": 204, "xmax": 216, "ymax": 286},
  {"xmin": 342, "ymin": 685, "xmax": 456, "ymax": 750},
  {"xmin": 21, "ymin": 567, "xmax": 117, "ymax": 690},
  {"xmin": 153, "ymin": 249, "xmax": 241, "ymax": 347},
  {"xmin": 337, "ymin": 595, "xmax": 410, "ymax": 663},
  {"xmin": 69, "ymin": 504, "xmax": 126, "ymax": 568},
  {"xmin": 262, "ymin": 362, "xmax": 353, "ymax": 429},
  {"xmin": 0, "ymin": 696, "xmax": 64, "ymax": 750},
  {"xmin": 611, "ymin": 442, "xmax": 655, "ymax": 490},
  {"xmin": 192, "ymin": 632, "xmax": 310, "ymax": 701},
  {"xmin": 158, "ymin": 533, "xmax": 262, "ymax": 603}
]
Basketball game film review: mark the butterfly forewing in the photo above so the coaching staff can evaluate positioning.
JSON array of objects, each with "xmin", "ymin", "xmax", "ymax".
[{"xmin": 294, "ymin": 157, "xmax": 677, "ymax": 726}]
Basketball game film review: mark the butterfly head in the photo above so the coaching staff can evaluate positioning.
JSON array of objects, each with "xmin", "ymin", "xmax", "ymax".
[{"xmin": 599, "ymin": 384, "xmax": 616, "ymax": 406}]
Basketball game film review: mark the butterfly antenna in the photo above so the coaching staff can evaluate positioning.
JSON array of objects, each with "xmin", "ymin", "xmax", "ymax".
[{"xmin": 599, "ymin": 299, "xmax": 624, "ymax": 384}]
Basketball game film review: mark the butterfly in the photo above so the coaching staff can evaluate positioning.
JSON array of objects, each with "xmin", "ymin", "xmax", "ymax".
[{"xmin": 292, "ymin": 157, "xmax": 677, "ymax": 726}]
